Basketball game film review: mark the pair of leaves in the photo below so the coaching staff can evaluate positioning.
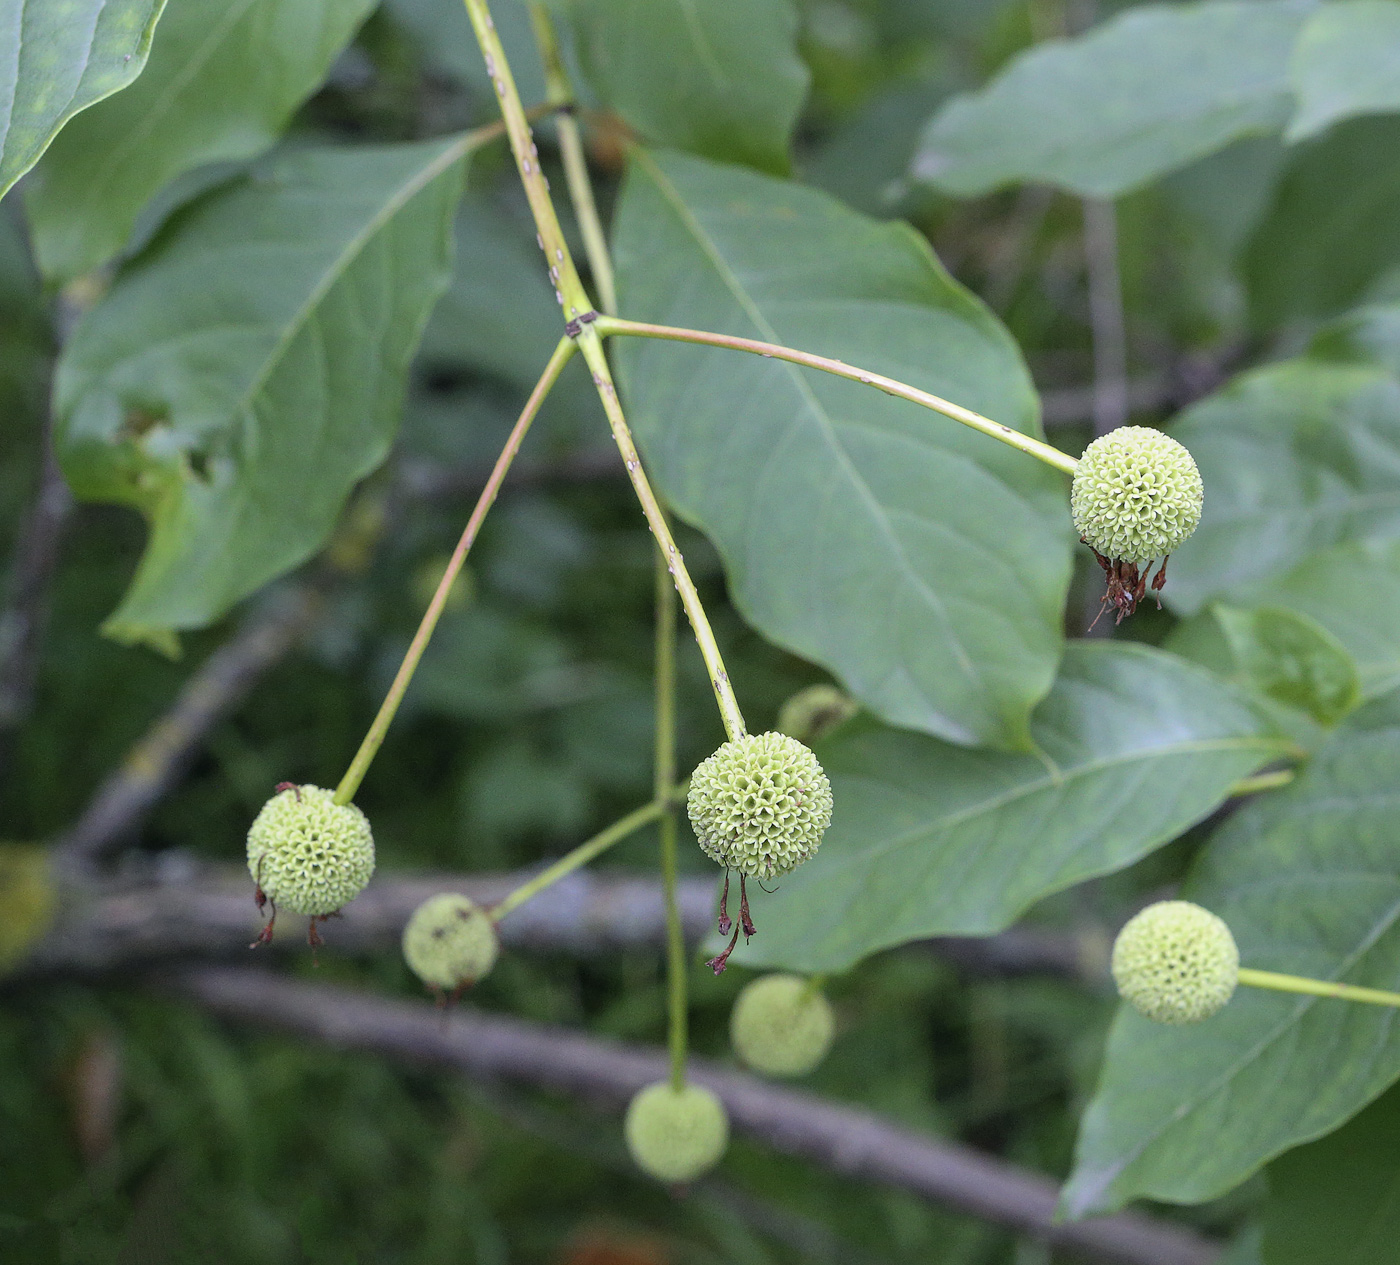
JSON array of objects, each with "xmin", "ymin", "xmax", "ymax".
[
  {"xmin": 730, "ymin": 640, "xmax": 1286, "ymax": 974},
  {"xmin": 611, "ymin": 147, "xmax": 1071, "ymax": 751},
  {"xmin": 1064, "ymin": 687, "xmax": 1400, "ymax": 1216},
  {"xmin": 54, "ymin": 136, "xmax": 476, "ymax": 649},
  {"xmin": 25, "ymin": 0, "xmax": 375, "ymax": 282},
  {"xmin": 913, "ymin": 0, "xmax": 1400, "ymax": 201},
  {"xmin": 0, "ymin": 0, "xmax": 166, "ymax": 200}
]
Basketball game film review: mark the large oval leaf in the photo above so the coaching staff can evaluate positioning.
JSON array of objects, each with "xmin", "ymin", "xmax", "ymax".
[
  {"xmin": 911, "ymin": 0, "xmax": 1307, "ymax": 198},
  {"xmin": 732, "ymin": 641, "xmax": 1287, "ymax": 974},
  {"xmin": 25, "ymin": 0, "xmax": 375, "ymax": 282},
  {"xmin": 1165, "ymin": 358, "xmax": 1400, "ymax": 615},
  {"xmin": 571, "ymin": 0, "xmax": 808, "ymax": 174},
  {"xmin": 0, "ymin": 0, "xmax": 167, "ymax": 200},
  {"xmin": 1286, "ymin": 0, "xmax": 1400, "ymax": 142},
  {"xmin": 611, "ymin": 148, "xmax": 1071, "ymax": 751},
  {"xmin": 55, "ymin": 137, "xmax": 474, "ymax": 650},
  {"xmin": 1064, "ymin": 688, "xmax": 1400, "ymax": 1216}
]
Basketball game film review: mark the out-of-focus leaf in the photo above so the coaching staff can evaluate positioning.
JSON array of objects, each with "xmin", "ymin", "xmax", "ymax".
[
  {"xmin": 1310, "ymin": 301, "xmax": 1400, "ymax": 376},
  {"xmin": 911, "ymin": 1, "xmax": 1307, "ymax": 198},
  {"xmin": 418, "ymin": 195, "xmax": 561, "ymax": 390},
  {"xmin": 1214, "ymin": 604, "xmax": 1360, "ymax": 724},
  {"xmin": 25, "ymin": 0, "xmax": 374, "ymax": 283},
  {"xmin": 612, "ymin": 147, "xmax": 1071, "ymax": 751},
  {"xmin": 1064, "ymin": 687, "xmax": 1400, "ymax": 1215},
  {"xmin": 1286, "ymin": 0, "xmax": 1400, "ymax": 142},
  {"xmin": 1165, "ymin": 359, "xmax": 1400, "ymax": 614},
  {"xmin": 1261, "ymin": 1084, "xmax": 1400, "ymax": 1265},
  {"xmin": 383, "ymin": 0, "xmax": 544, "ymax": 107},
  {"xmin": 572, "ymin": 0, "xmax": 808, "ymax": 174},
  {"xmin": 732, "ymin": 642, "xmax": 1286, "ymax": 974},
  {"xmin": 55, "ymin": 137, "xmax": 474, "ymax": 649},
  {"xmin": 1245, "ymin": 116, "xmax": 1400, "ymax": 325},
  {"xmin": 0, "ymin": 0, "xmax": 166, "ymax": 200}
]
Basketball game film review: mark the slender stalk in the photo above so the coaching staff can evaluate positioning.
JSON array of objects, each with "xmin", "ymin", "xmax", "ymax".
[
  {"xmin": 593, "ymin": 316, "xmax": 1079, "ymax": 477},
  {"xmin": 461, "ymin": 0, "xmax": 593, "ymax": 321},
  {"xmin": 1228, "ymin": 768, "xmax": 1296, "ymax": 797},
  {"xmin": 491, "ymin": 795, "xmax": 678, "ymax": 923},
  {"xmin": 334, "ymin": 336, "xmax": 576, "ymax": 805},
  {"xmin": 1238, "ymin": 967, "xmax": 1400, "ymax": 1010},
  {"xmin": 527, "ymin": 2, "xmax": 617, "ymax": 316},
  {"xmin": 655, "ymin": 533, "xmax": 687, "ymax": 1091},
  {"xmin": 577, "ymin": 327, "xmax": 747, "ymax": 740},
  {"xmin": 463, "ymin": 0, "xmax": 745, "ymax": 741}
]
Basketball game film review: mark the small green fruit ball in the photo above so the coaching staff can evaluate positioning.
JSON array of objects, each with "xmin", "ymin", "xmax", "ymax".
[
  {"xmin": 246, "ymin": 785, "xmax": 374, "ymax": 917},
  {"xmin": 1071, "ymin": 426, "xmax": 1203, "ymax": 565},
  {"xmin": 624, "ymin": 1082, "xmax": 728, "ymax": 1183},
  {"xmin": 731, "ymin": 973, "xmax": 835, "ymax": 1076},
  {"xmin": 776, "ymin": 683, "xmax": 858, "ymax": 746},
  {"xmin": 687, "ymin": 732, "xmax": 833, "ymax": 880},
  {"xmin": 401, "ymin": 893, "xmax": 499, "ymax": 990},
  {"xmin": 1112, "ymin": 900, "xmax": 1239, "ymax": 1024}
]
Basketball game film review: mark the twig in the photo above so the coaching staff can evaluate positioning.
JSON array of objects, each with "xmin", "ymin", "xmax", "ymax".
[
  {"xmin": 167, "ymin": 967, "xmax": 1219, "ymax": 1265},
  {"xmin": 0, "ymin": 416, "xmax": 74, "ymax": 766},
  {"xmin": 50, "ymin": 587, "xmax": 322, "ymax": 876}
]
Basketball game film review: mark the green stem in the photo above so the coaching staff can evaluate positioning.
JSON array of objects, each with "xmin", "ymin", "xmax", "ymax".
[
  {"xmin": 461, "ymin": 0, "xmax": 593, "ymax": 321},
  {"xmin": 1229, "ymin": 768, "xmax": 1296, "ymax": 797},
  {"xmin": 463, "ymin": 0, "xmax": 745, "ymax": 741},
  {"xmin": 491, "ymin": 792, "xmax": 681, "ymax": 923},
  {"xmin": 594, "ymin": 315, "xmax": 1080, "ymax": 478},
  {"xmin": 655, "ymin": 529, "xmax": 687, "ymax": 1091},
  {"xmin": 1238, "ymin": 967, "xmax": 1400, "ymax": 1010},
  {"xmin": 334, "ymin": 336, "xmax": 576, "ymax": 805},
  {"xmin": 576, "ymin": 325, "xmax": 747, "ymax": 741},
  {"xmin": 527, "ymin": 2, "xmax": 617, "ymax": 317}
]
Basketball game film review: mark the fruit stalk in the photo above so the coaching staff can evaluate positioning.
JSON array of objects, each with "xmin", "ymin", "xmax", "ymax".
[{"xmin": 1237, "ymin": 968, "xmax": 1400, "ymax": 1009}]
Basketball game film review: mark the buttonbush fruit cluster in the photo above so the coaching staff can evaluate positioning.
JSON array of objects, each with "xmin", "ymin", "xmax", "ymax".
[
  {"xmin": 731, "ymin": 973, "xmax": 835, "ymax": 1077},
  {"xmin": 1112, "ymin": 900, "xmax": 1239, "ymax": 1024},
  {"xmin": 687, "ymin": 732, "xmax": 833, "ymax": 880},
  {"xmin": 1071, "ymin": 426, "xmax": 1203, "ymax": 565},
  {"xmin": 246, "ymin": 785, "xmax": 375, "ymax": 916},
  {"xmin": 402, "ymin": 893, "xmax": 499, "ymax": 990},
  {"xmin": 624, "ymin": 1081, "xmax": 729, "ymax": 1183}
]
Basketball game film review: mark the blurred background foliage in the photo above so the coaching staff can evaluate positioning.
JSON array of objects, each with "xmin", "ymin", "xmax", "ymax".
[{"xmin": 3, "ymin": 0, "xmax": 1398, "ymax": 1259}]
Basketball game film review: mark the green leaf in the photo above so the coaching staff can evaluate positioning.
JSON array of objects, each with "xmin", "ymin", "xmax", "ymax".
[
  {"xmin": 24, "ymin": 0, "xmax": 375, "ymax": 283},
  {"xmin": 1261, "ymin": 1083, "xmax": 1400, "ymax": 1265},
  {"xmin": 1245, "ymin": 116, "xmax": 1400, "ymax": 325},
  {"xmin": 1063, "ymin": 688, "xmax": 1400, "ymax": 1216},
  {"xmin": 1164, "ymin": 358, "xmax": 1400, "ymax": 615},
  {"xmin": 1170, "ymin": 541, "xmax": 1400, "ymax": 704},
  {"xmin": 572, "ymin": 0, "xmax": 808, "ymax": 174},
  {"xmin": 611, "ymin": 148, "xmax": 1071, "ymax": 751},
  {"xmin": 730, "ymin": 641, "xmax": 1285, "ymax": 974},
  {"xmin": 1286, "ymin": 0, "xmax": 1400, "ymax": 142},
  {"xmin": 0, "ymin": 0, "xmax": 167, "ymax": 200},
  {"xmin": 418, "ymin": 195, "xmax": 561, "ymax": 391},
  {"xmin": 911, "ymin": 1, "xmax": 1308, "ymax": 198},
  {"xmin": 1214, "ymin": 604, "xmax": 1361, "ymax": 725},
  {"xmin": 55, "ymin": 137, "xmax": 474, "ymax": 649},
  {"xmin": 1310, "ymin": 301, "xmax": 1400, "ymax": 378}
]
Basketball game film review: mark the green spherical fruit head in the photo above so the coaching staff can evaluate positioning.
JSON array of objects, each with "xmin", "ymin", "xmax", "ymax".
[
  {"xmin": 687, "ymin": 732, "xmax": 833, "ymax": 880},
  {"xmin": 731, "ymin": 973, "xmax": 834, "ymax": 1076},
  {"xmin": 624, "ymin": 1082, "xmax": 728, "ymax": 1183},
  {"xmin": 1071, "ymin": 426, "xmax": 1203, "ymax": 565},
  {"xmin": 776, "ymin": 683, "xmax": 858, "ymax": 746},
  {"xmin": 1112, "ymin": 899, "xmax": 1238, "ymax": 1024},
  {"xmin": 402, "ymin": 893, "xmax": 499, "ymax": 990},
  {"xmin": 246, "ymin": 785, "xmax": 374, "ymax": 917}
]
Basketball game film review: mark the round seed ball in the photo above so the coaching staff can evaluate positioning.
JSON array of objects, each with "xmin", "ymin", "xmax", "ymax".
[
  {"xmin": 1112, "ymin": 900, "xmax": 1239, "ymax": 1024},
  {"xmin": 687, "ymin": 732, "xmax": 833, "ymax": 880},
  {"xmin": 402, "ymin": 893, "xmax": 499, "ymax": 990},
  {"xmin": 1071, "ymin": 426, "xmax": 1203, "ymax": 564},
  {"xmin": 776, "ymin": 683, "xmax": 858, "ymax": 745},
  {"xmin": 624, "ymin": 1082, "xmax": 728, "ymax": 1183},
  {"xmin": 246, "ymin": 785, "xmax": 374, "ymax": 917},
  {"xmin": 731, "ymin": 973, "xmax": 835, "ymax": 1076}
]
